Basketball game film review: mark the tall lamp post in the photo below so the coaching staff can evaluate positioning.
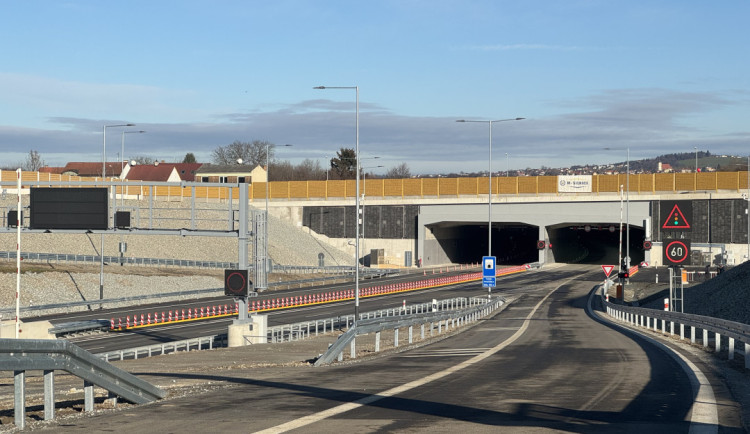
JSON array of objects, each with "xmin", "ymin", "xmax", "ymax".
[
  {"xmin": 361, "ymin": 164, "xmax": 383, "ymax": 264},
  {"xmin": 314, "ymin": 85, "xmax": 361, "ymax": 322},
  {"xmin": 121, "ymin": 130, "xmax": 146, "ymax": 174},
  {"xmin": 101, "ymin": 123, "xmax": 135, "ymax": 304},
  {"xmin": 604, "ymin": 147, "xmax": 631, "ymax": 279},
  {"xmin": 258, "ymin": 143, "xmax": 292, "ymax": 291},
  {"xmin": 456, "ymin": 118, "xmax": 525, "ymax": 261}
]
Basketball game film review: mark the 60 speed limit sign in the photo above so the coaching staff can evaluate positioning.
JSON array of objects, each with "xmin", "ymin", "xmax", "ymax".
[{"xmin": 663, "ymin": 239, "xmax": 690, "ymax": 265}]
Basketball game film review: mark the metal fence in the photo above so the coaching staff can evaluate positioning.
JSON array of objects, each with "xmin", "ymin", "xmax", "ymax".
[
  {"xmin": 314, "ymin": 296, "xmax": 506, "ymax": 366},
  {"xmin": 0, "ymin": 338, "xmax": 165, "ymax": 429},
  {"xmin": 602, "ymin": 291, "xmax": 750, "ymax": 369}
]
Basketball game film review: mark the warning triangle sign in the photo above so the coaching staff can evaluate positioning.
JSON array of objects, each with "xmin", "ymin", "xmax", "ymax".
[
  {"xmin": 601, "ymin": 265, "xmax": 614, "ymax": 278},
  {"xmin": 662, "ymin": 204, "xmax": 691, "ymax": 229}
]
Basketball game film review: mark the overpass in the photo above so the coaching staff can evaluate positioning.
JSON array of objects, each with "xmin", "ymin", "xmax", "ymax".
[
  {"xmin": 282, "ymin": 191, "xmax": 748, "ymax": 269},
  {"xmin": 2, "ymin": 170, "xmax": 749, "ymax": 269}
]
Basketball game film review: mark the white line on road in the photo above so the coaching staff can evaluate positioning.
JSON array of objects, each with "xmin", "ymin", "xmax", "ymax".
[{"xmin": 253, "ymin": 277, "xmax": 573, "ymax": 434}]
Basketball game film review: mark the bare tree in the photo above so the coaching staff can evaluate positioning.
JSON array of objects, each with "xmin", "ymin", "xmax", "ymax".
[
  {"xmin": 385, "ymin": 162, "xmax": 411, "ymax": 179},
  {"xmin": 212, "ymin": 140, "xmax": 274, "ymax": 167},
  {"xmin": 132, "ymin": 156, "xmax": 156, "ymax": 165},
  {"xmin": 23, "ymin": 150, "xmax": 45, "ymax": 171}
]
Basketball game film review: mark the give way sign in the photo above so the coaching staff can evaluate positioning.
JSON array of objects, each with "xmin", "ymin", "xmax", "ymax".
[{"xmin": 601, "ymin": 265, "xmax": 615, "ymax": 278}]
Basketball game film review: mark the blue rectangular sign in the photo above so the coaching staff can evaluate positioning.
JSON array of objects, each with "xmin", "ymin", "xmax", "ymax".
[{"xmin": 482, "ymin": 256, "xmax": 496, "ymax": 288}]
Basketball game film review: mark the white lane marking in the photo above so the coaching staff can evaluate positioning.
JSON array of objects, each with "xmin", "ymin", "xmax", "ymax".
[
  {"xmin": 253, "ymin": 277, "xmax": 574, "ymax": 434},
  {"xmin": 587, "ymin": 291, "xmax": 718, "ymax": 434},
  {"xmin": 400, "ymin": 348, "xmax": 492, "ymax": 358}
]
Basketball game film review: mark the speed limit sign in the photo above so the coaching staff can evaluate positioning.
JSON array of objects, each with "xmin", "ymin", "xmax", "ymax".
[{"xmin": 663, "ymin": 239, "xmax": 690, "ymax": 265}]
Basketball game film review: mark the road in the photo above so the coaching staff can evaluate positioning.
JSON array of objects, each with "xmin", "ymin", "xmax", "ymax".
[
  {"xmin": 62, "ymin": 266, "xmax": 528, "ymax": 354},
  {"xmin": 38, "ymin": 264, "xmax": 743, "ymax": 432}
]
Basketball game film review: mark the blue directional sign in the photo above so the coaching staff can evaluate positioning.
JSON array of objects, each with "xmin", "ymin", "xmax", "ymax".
[{"xmin": 482, "ymin": 256, "xmax": 496, "ymax": 288}]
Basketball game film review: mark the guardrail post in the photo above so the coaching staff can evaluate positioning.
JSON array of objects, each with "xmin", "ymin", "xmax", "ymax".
[
  {"xmin": 728, "ymin": 338, "xmax": 735, "ymax": 361},
  {"xmin": 430, "ymin": 322, "xmax": 434, "ymax": 336},
  {"xmin": 14, "ymin": 370, "xmax": 25, "ymax": 429},
  {"xmin": 703, "ymin": 329, "xmax": 708, "ymax": 348},
  {"xmin": 691, "ymin": 326, "xmax": 696, "ymax": 344},
  {"xmin": 409, "ymin": 326, "xmax": 413, "ymax": 344},
  {"xmin": 715, "ymin": 333, "xmax": 722, "ymax": 353},
  {"xmin": 84, "ymin": 380, "xmax": 94, "ymax": 412},
  {"xmin": 394, "ymin": 328, "xmax": 399, "ymax": 347},
  {"xmin": 44, "ymin": 370, "xmax": 55, "ymax": 421},
  {"xmin": 680, "ymin": 323, "xmax": 685, "ymax": 340},
  {"xmin": 661, "ymin": 319, "xmax": 666, "ymax": 334},
  {"xmin": 421, "ymin": 324, "xmax": 425, "ymax": 340},
  {"xmin": 375, "ymin": 331, "xmax": 381, "ymax": 352},
  {"xmin": 746, "ymin": 344, "xmax": 750, "ymax": 369},
  {"xmin": 350, "ymin": 338, "xmax": 356, "ymax": 359}
]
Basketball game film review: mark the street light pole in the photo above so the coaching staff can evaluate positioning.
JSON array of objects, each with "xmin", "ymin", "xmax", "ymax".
[
  {"xmin": 604, "ymin": 147, "xmax": 631, "ymax": 274},
  {"xmin": 456, "ymin": 118, "xmax": 525, "ymax": 259},
  {"xmin": 101, "ymin": 123, "xmax": 135, "ymax": 305},
  {"xmin": 259, "ymin": 143, "xmax": 292, "ymax": 292},
  {"xmin": 315, "ymin": 85, "xmax": 360, "ymax": 322}
]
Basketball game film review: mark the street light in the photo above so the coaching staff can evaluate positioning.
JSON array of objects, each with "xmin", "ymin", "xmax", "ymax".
[
  {"xmin": 604, "ymin": 147, "xmax": 631, "ymax": 281},
  {"xmin": 361, "ymin": 164, "xmax": 384, "ymax": 264},
  {"xmin": 315, "ymin": 85, "xmax": 361, "ymax": 322},
  {"xmin": 505, "ymin": 152, "xmax": 509, "ymax": 177},
  {"xmin": 101, "ymin": 123, "xmax": 135, "ymax": 305},
  {"xmin": 121, "ymin": 130, "xmax": 146, "ymax": 174},
  {"xmin": 258, "ymin": 143, "xmax": 292, "ymax": 291},
  {"xmin": 456, "ymin": 118, "xmax": 525, "ymax": 262}
]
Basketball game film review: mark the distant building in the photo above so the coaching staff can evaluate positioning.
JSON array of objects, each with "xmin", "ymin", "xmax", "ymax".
[
  {"xmin": 59, "ymin": 161, "xmax": 125, "ymax": 177},
  {"xmin": 194, "ymin": 164, "xmax": 266, "ymax": 184},
  {"xmin": 120, "ymin": 162, "xmax": 202, "ymax": 182},
  {"xmin": 657, "ymin": 162, "xmax": 673, "ymax": 173},
  {"xmin": 121, "ymin": 161, "xmax": 181, "ymax": 182}
]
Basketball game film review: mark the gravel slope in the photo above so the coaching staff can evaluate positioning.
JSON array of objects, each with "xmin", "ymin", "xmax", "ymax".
[{"xmin": 0, "ymin": 199, "xmax": 354, "ymax": 317}]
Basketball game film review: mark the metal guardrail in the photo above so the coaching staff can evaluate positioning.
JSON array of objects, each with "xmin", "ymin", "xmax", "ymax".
[
  {"xmin": 267, "ymin": 297, "xmax": 478, "ymax": 343},
  {"xmin": 601, "ymin": 290, "xmax": 750, "ymax": 369},
  {"xmin": 98, "ymin": 335, "xmax": 225, "ymax": 362},
  {"xmin": 0, "ymin": 250, "xmax": 378, "ymax": 273},
  {"xmin": 92, "ymin": 297, "xmax": 483, "ymax": 362},
  {"xmin": 314, "ymin": 296, "xmax": 506, "ymax": 366},
  {"xmin": 0, "ymin": 338, "xmax": 166, "ymax": 429},
  {"xmin": 2, "ymin": 268, "xmax": 397, "ymax": 318}
]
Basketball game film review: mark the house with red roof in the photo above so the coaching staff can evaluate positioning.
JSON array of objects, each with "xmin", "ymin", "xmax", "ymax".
[
  {"xmin": 121, "ymin": 162, "xmax": 181, "ymax": 182},
  {"xmin": 120, "ymin": 162, "xmax": 202, "ymax": 182},
  {"xmin": 58, "ymin": 161, "xmax": 125, "ymax": 177}
]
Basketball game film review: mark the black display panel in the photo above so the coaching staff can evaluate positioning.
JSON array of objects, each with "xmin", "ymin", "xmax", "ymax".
[{"xmin": 30, "ymin": 188, "xmax": 108, "ymax": 230}]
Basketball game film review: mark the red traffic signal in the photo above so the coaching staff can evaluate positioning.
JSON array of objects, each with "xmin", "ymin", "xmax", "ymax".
[{"xmin": 618, "ymin": 271, "xmax": 630, "ymax": 279}]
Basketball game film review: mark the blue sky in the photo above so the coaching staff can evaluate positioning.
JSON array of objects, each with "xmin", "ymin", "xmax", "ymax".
[{"xmin": 1, "ymin": 1, "xmax": 748, "ymax": 174}]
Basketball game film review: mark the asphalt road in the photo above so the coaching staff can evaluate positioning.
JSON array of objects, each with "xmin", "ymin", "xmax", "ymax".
[
  {"xmin": 35, "ymin": 264, "xmax": 743, "ymax": 432},
  {"xmin": 64, "ymin": 266, "xmax": 530, "ymax": 354}
]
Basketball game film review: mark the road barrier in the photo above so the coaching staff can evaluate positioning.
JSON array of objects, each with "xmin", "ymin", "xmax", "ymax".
[
  {"xmin": 107, "ymin": 264, "xmax": 531, "ymax": 331},
  {"xmin": 602, "ymin": 291, "xmax": 750, "ymax": 370}
]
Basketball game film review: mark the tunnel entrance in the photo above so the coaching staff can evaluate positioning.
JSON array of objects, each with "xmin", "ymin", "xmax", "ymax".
[
  {"xmin": 425, "ymin": 222, "xmax": 538, "ymax": 266},
  {"xmin": 547, "ymin": 224, "xmax": 646, "ymax": 265}
]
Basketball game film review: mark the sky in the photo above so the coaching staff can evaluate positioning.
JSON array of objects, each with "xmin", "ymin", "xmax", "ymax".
[{"xmin": 1, "ymin": 1, "xmax": 748, "ymax": 175}]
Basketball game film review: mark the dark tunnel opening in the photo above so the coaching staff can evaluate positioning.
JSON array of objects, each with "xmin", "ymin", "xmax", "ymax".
[
  {"xmin": 547, "ymin": 224, "xmax": 646, "ymax": 265},
  {"xmin": 432, "ymin": 224, "xmax": 538, "ymax": 265}
]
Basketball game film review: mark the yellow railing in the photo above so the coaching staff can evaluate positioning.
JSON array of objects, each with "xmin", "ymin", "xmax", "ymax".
[{"xmin": 3, "ymin": 170, "xmax": 748, "ymax": 201}]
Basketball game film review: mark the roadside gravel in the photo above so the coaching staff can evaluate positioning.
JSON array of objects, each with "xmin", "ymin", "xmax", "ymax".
[{"xmin": 0, "ymin": 198, "xmax": 354, "ymax": 317}]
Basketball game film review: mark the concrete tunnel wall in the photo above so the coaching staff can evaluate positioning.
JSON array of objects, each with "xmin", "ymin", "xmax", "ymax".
[{"xmin": 417, "ymin": 201, "xmax": 651, "ymax": 267}]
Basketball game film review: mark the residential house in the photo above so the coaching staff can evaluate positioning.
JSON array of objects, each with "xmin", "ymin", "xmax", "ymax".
[{"xmin": 194, "ymin": 164, "xmax": 266, "ymax": 184}]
